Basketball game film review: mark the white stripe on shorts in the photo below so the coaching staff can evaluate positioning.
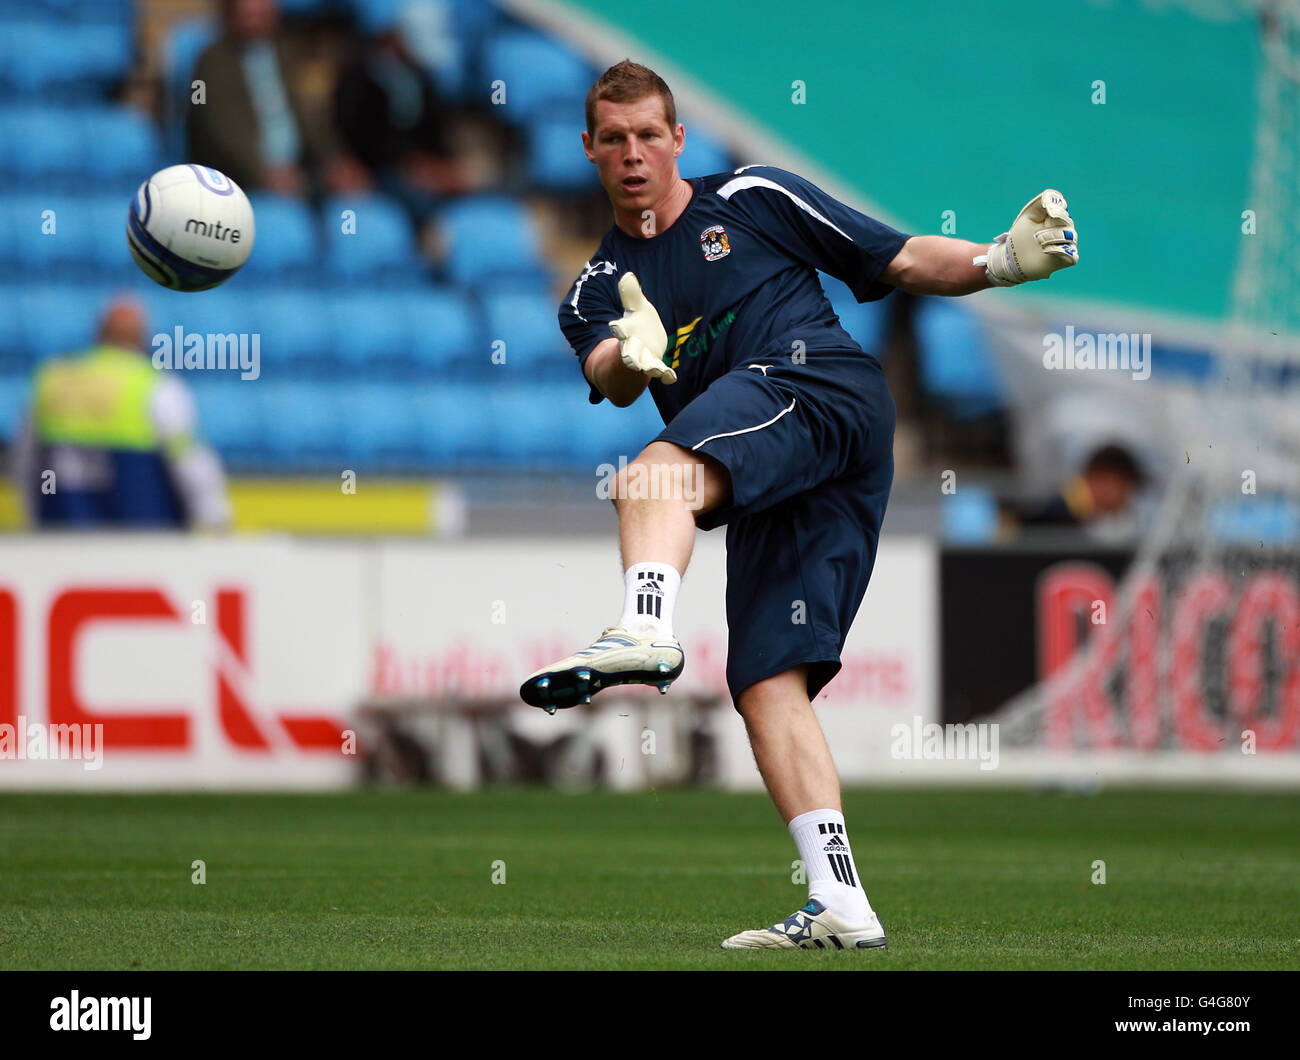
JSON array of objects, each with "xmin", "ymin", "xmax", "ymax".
[{"xmin": 690, "ymin": 397, "xmax": 797, "ymax": 452}]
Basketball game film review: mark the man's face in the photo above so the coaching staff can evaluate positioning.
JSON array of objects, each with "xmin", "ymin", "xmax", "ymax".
[
  {"xmin": 583, "ymin": 96, "xmax": 683, "ymax": 215},
  {"xmin": 226, "ymin": 0, "xmax": 278, "ymax": 40},
  {"xmin": 1087, "ymin": 470, "xmax": 1136, "ymax": 515}
]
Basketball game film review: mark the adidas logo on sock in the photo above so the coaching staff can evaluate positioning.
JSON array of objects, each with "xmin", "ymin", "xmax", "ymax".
[
  {"xmin": 636, "ymin": 571, "xmax": 666, "ymax": 618},
  {"xmin": 822, "ymin": 834, "xmax": 847, "ymax": 851}
]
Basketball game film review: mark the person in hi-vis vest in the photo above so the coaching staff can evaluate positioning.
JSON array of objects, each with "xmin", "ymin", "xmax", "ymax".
[{"xmin": 13, "ymin": 298, "xmax": 230, "ymax": 529}]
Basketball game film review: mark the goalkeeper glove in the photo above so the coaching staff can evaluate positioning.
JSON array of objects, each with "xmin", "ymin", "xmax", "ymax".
[
  {"xmin": 609, "ymin": 272, "xmax": 676, "ymax": 385},
  {"xmin": 977, "ymin": 189, "xmax": 1078, "ymax": 286}
]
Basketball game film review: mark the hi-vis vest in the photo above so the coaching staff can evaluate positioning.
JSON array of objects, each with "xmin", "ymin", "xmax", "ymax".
[{"xmin": 31, "ymin": 345, "xmax": 185, "ymax": 526}]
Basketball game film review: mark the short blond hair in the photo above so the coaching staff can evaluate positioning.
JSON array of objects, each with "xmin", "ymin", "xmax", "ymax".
[{"xmin": 585, "ymin": 60, "xmax": 676, "ymax": 136}]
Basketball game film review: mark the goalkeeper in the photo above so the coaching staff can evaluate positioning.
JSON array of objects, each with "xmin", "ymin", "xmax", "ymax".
[{"xmin": 522, "ymin": 60, "xmax": 1078, "ymax": 950}]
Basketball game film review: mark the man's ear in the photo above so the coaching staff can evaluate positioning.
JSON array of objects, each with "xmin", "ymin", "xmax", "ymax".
[
  {"xmin": 674, "ymin": 123, "xmax": 685, "ymax": 157},
  {"xmin": 581, "ymin": 129, "xmax": 597, "ymax": 163}
]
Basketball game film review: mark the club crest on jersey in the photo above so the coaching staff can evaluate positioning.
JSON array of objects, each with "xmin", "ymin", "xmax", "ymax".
[{"xmin": 700, "ymin": 224, "xmax": 730, "ymax": 261}]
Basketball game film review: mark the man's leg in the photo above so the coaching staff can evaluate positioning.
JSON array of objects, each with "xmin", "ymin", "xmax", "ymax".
[
  {"xmin": 517, "ymin": 441, "xmax": 728, "ymax": 710},
  {"xmin": 611, "ymin": 440, "xmax": 730, "ymax": 573}
]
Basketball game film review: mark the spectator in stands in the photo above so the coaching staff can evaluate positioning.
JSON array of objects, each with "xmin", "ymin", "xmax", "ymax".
[
  {"xmin": 187, "ymin": 0, "xmax": 369, "ymax": 196},
  {"xmin": 334, "ymin": 3, "xmax": 469, "ymax": 225},
  {"xmin": 12, "ymin": 298, "xmax": 231, "ymax": 530},
  {"xmin": 1007, "ymin": 443, "xmax": 1146, "ymax": 532}
]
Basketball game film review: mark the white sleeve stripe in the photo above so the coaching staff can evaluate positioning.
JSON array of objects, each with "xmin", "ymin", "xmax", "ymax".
[
  {"xmin": 716, "ymin": 175, "xmax": 853, "ymax": 243},
  {"xmin": 567, "ymin": 258, "xmax": 617, "ymax": 323}
]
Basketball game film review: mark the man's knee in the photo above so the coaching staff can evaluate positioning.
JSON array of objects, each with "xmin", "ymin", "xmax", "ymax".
[
  {"xmin": 736, "ymin": 665, "xmax": 811, "ymax": 720},
  {"xmin": 609, "ymin": 441, "xmax": 731, "ymax": 514}
]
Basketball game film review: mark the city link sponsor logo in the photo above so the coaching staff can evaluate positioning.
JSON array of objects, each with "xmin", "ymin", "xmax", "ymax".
[
  {"xmin": 50, "ymin": 991, "xmax": 151, "ymax": 1040},
  {"xmin": 669, "ymin": 308, "xmax": 736, "ymax": 371},
  {"xmin": 1042, "ymin": 325, "xmax": 1151, "ymax": 380},
  {"xmin": 152, "ymin": 326, "xmax": 260, "ymax": 380},
  {"xmin": 0, "ymin": 715, "xmax": 103, "ymax": 771},
  {"xmin": 889, "ymin": 716, "xmax": 999, "ymax": 771}
]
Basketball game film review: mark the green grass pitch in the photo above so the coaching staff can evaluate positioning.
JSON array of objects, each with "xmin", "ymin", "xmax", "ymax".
[{"xmin": 1, "ymin": 788, "xmax": 1297, "ymax": 970}]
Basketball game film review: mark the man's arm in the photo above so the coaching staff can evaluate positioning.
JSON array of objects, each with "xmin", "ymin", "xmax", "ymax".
[
  {"xmin": 879, "ymin": 236, "xmax": 994, "ymax": 296},
  {"xmin": 881, "ymin": 190, "xmax": 1079, "ymax": 296},
  {"xmin": 583, "ymin": 336, "xmax": 650, "ymax": 408}
]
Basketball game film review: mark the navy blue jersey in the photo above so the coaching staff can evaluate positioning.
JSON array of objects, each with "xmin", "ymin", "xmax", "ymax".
[{"xmin": 559, "ymin": 165, "xmax": 909, "ymax": 422}]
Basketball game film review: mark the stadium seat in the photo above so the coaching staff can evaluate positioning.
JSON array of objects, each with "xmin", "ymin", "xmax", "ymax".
[
  {"xmin": 0, "ymin": 285, "xmax": 25, "ymax": 364},
  {"xmin": 248, "ymin": 290, "xmax": 334, "ymax": 378},
  {"xmin": 0, "ymin": 375, "xmax": 28, "ymax": 444},
  {"xmin": 256, "ymin": 382, "xmax": 350, "ymax": 470},
  {"xmin": 479, "ymin": 289, "xmax": 573, "ymax": 379},
  {"xmin": 913, "ymin": 296, "xmax": 1005, "ymax": 418},
  {"xmin": 0, "ymin": 107, "xmax": 84, "ymax": 187},
  {"xmin": 349, "ymin": 382, "xmax": 423, "ymax": 471},
  {"xmin": 411, "ymin": 384, "xmax": 492, "ymax": 468},
  {"xmin": 190, "ymin": 379, "xmax": 267, "ymax": 471},
  {"xmin": 526, "ymin": 118, "xmax": 600, "ymax": 192},
  {"xmin": 407, "ymin": 288, "xmax": 484, "ymax": 380},
  {"xmin": 329, "ymin": 292, "xmax": 415, "ymax": 377},
  {"xmin": 3, "ymin": 195, "xmax": 101, "ymax": 281},
  {"xmin": 481, "ymin": 27, "xmax": 594, "ymax": 126},
  {"xmin": 941, "ymin": 486, "xmax": 999, "ymax": 543},
  {"xmin": 820, "ymin": 273, "xmax": 890, "ymax": 357},
  {"xmin": 241, "ymin": 196, "xmax": 321, "ymax": 283},
  {"xmin": 16, "ymin": 286, "xmax": 112, "ymax": 362},
  {"xmin": 85, "ymin": 108, "xmax": 164, "ymax": 188},
  {"xmin": 322, "ymin": 195, "xmax": 427, "ymax": 285},
  {"xmin": 677, "ymin": 121, "xmax": 734, "ymax": 179},
  {"xmin": 351, "ymin": 0, "xmax": 475, "ymax": 101},
  {"xmin": 0, "ymin": 21, "xmax": 132, "ymax": 100},
  {"xmin": 437, "ymin": 196, "xmax": 548, "ymax": 289}
]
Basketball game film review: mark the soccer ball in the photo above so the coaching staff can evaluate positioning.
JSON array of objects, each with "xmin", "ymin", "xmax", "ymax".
[{"xmin": 126, "ymin": 164, "xmax": 255, "ymax": 292}]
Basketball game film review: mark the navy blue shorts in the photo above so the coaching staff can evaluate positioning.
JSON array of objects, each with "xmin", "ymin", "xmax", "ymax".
[{"xmin": 655, "ymin": 350, "xmax": 896, "ymax": 706}]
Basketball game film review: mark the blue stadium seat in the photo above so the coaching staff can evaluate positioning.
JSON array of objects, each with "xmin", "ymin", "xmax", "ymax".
[
  {"xmin": 0, "ymin": 375, "xmax": 28, "ymax": 444},
  {"xmin": 190, "ymin": 379, "xmax": 267, "ymax": 471},
  {"xmin": 87, "ymin": 109, "xmax": 164, "ymax": 188},
  {"xmin": 437, "ymin": 196, "xmax": 548, "ymax": 288},
  {"xmin": 570, "ymin": 389, "xmax": 665, "ymax": 469},
  {"xmin": 322, "ymin": 195, "xmax": 426, "ymax": 285},
  {"xmin": 82, "ymin": 194, "xmax": 139, "ymax": 285},
  {"xmin": 677, "ymin": 121, "xmax": 733, "ymax": 179},
  {"xmin": 819, "ymin": 272, "xmax": 890, "ymax": 357},
  {"xmin": 411, "ymin": 384, "xmax": 491, "ymax": 468},
  {"xmin": 256, "ymin": 382, "xmax": 350, "ymax": 470},
  {"xmin": 0, "ymin": 107, "xmax": 84, "ymax": 187},
  {"xmin": 3, "ymin": 196, "xmax": 99, "ymax": 280},
  {"xmin": 407, "ymin": 288, "xmax": 483, "ymax": 380},
  {"xmin": 330, "ymin": 292, "xmax": 414, "ymax": 377},
  {"xmin": 913, "ymin": 296, "xmax": 1004, "ymax": 418},
  {"xmin": 942, "ymin": 486, "xmax": 999, "ymax": 543},
  {"xmin": 0, "ymin": 21, "xmax": 132, "ymax": 100},
  {"xmin": 349, "ymin": 382, "xmax": 422, "ymax": 471},
  {"xmin": 0, "ymin": 285, "xmax": 24, "ymax": 364},
  {"xmin": 248, "ymin": 290, "xmax": 333, "ymax": 378},
  {"xmin": 240, "ymin": 196, "xmax": 320, "ymax": 283},
  {"xmin": 481, "ymin": 27, "xmax": 594, "ymax": 126},
  {"xmin": 17, "ymin": 286, "xmax": 113, "ymax": 362},
  {"xmin": 526, "ymin": 118, "xmax": 599, "ymax": 192},
  {"xmin": 479, "ymin": 289, "xmax": 572, "ymax": 379}
]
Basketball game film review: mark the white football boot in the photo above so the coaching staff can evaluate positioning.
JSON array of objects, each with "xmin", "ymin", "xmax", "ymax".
[
  {"xmin": 519, "ymin": 626, "xmax": 685, "ymax": 714},
  {"xmin": 721, "ymin": 899, "xmax": 887, "ymax": 950}
]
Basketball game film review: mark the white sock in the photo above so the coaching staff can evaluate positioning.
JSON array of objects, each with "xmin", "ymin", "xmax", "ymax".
[
  {"xmin": 618, "ymin": 562, "xmax": 680, "ymax": 637},
  {"xmin": 789, "ymin": 808, "xmax": 873, "ymax": 923}
]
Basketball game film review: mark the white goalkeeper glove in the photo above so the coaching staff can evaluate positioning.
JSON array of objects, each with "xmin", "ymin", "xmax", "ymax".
[
  {"xmin": 609, "ymin": 271, "xmax": 676, "ymax": 385},
  {"xmin": 976, "ymin": 189, "xmax": 1078, "ymax": 286}
]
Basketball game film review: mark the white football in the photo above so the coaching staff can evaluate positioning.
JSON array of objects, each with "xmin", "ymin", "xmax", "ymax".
[{"xmin": 127, "ymin": 164, "xmax": 255, "ymax": 292}]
